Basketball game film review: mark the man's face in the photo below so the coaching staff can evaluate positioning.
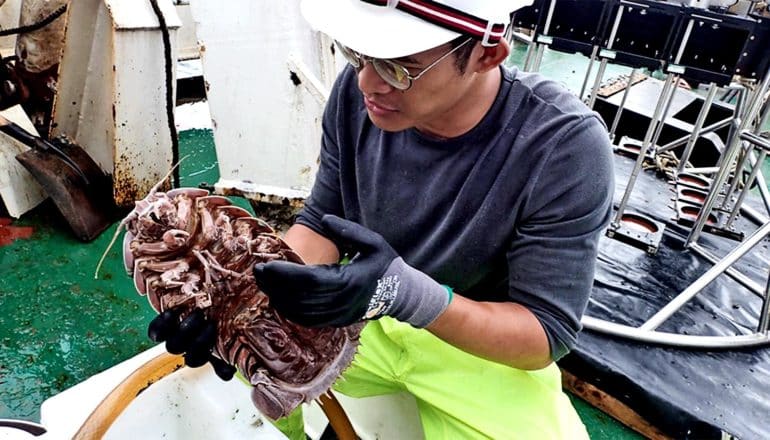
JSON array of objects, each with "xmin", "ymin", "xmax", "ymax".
[{"xmin": 356, "ymin": 42, "xmax": 477, "ymax": 136}]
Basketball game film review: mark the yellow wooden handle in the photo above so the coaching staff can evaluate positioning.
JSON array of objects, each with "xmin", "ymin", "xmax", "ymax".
[
  {"xmin": 317, "ymin": 393, "xmax": 357, "ymax": 440},
  {"xmin": 72, "ymin": 352, "xmax": 185, "ymax": 439}
]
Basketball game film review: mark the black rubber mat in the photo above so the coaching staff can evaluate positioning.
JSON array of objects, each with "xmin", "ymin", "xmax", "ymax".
[{"xmin": 560, "ymin": 153, "xmax": 770, "ymax": 440}]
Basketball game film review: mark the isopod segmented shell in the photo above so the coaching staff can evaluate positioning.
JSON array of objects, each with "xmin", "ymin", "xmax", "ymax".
[{"xmin": 121, "ymin": 187, "xmax": 362, "ymax": 419}]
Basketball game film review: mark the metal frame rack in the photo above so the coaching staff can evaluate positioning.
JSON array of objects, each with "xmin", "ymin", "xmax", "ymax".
[{"xmin": 513, "ymin": 1, "xmax": 770, "ymax": 348}]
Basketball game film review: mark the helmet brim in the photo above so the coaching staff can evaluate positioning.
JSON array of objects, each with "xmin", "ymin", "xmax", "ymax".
[{"xmin": 301, "ymin": 0, "xmax": 462, "ymax": 59}]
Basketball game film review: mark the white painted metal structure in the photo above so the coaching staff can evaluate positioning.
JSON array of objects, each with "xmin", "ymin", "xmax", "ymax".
[
  {"xmin": 0, "ymin": 0, "xmax": 21, "ymax": 56},
  {"xmin": 173, "ymin": 1, "xmax": 200, "ymax": 60},
  {"xmin": 0, "ymin": 105, "xmax": 45, "ymax": 217},
  {"xmin": 0, "ymin": 1, "xmax": 41, "ymax": 217},
  {"xmin": 188, "ymin": 0, "xmax": 341, "ymax": 204},
  {"xmin": 17, "ymin": 0, "xmax": 68, "ymax": 74},
  {"xmin": 50, "ymin": 0, "xmax": 181, "ymax": 207}
]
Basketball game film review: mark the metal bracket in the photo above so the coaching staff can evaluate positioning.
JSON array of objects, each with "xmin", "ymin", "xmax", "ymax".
[{"xmin": 606, "ymin": 212, "xmax": 665, "ymax": 255}]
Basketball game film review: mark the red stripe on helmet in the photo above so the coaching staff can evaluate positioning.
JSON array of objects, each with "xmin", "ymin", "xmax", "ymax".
[{"xmin": 359, "ymin": 0, "xmax": 506, "ymax": 44}]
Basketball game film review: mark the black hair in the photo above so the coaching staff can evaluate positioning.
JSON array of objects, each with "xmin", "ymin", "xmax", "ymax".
[{"xmin": 448, "ymin": 35, "xmax": 476, "ymax": 74}]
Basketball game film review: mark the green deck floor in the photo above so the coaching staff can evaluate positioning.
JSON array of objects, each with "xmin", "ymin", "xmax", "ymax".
[
  {"xmin": 2, "ymin": 44, "xmax": 768, "ymax": 438},
  {"xmin": 0, "ymin": 129, "xmax": 219, "ymax": 421}
]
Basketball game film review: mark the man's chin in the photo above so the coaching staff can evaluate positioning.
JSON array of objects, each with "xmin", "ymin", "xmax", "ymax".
[{"xmin": 367, "ymin": 113, "xmax": 411, "ymax": 133}]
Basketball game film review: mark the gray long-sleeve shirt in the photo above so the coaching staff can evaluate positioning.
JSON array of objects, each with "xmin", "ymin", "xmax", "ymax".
[{"xmin": 296, "ymin": 65, "xmax": 614, "ymax": 360}]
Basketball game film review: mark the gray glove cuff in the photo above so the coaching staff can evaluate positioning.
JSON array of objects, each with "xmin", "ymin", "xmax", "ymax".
[{"xmin": 364, "ymin": 257, "xmax": 452, "ymax": 328}]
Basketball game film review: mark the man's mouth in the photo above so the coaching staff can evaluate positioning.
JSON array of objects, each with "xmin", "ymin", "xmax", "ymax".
[{"xmin": 364, "ymin": 97, "xmax": 397, "ymax": 114}]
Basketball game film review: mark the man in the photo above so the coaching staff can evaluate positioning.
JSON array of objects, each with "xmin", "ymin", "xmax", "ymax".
[
  {"xmin": 159, "ymin": 0, "xmax": 614, "ymax": 437},
  {"xmin": 252, "ymin": 0, "xmax": 614, "ymax": 437}
]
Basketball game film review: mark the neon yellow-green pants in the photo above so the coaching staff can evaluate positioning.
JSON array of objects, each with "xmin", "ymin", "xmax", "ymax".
[{"xmin": 319, "ymin": 317, "xmax": 587, "ymax": 439}]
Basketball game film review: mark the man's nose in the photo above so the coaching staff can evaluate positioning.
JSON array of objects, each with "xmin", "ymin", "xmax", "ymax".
[{"xmin": 357, "ymin": 62, "xmax": 393, "ymax": 95}]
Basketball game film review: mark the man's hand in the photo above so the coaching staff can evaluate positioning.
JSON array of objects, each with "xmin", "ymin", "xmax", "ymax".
[
  {"xmin": 252, "ymin": 215, "xmax": 452, "ymax": 328},
  {"xmin": 148, "ymin": 308, "xmax": 236, "ymax": 380}
]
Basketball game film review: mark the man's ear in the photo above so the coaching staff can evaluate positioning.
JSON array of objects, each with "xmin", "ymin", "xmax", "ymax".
[{"xmin": 473, "ymin": 39, "xmax": 511, "ymax": 73}]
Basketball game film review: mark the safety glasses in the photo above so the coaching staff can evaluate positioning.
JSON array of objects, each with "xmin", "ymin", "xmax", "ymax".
[{"xmin": 335, "ymin": 38, "xmax": 473, "ymax": 90}]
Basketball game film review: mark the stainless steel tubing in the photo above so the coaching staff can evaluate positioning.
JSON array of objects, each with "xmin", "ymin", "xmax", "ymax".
[
  {"xmin": 543, "ymin": 0, "xmax": 556, "ymax": 35},
  {"xmin": 528, "ymin": 0, "xmax": 555, "ymax": 73},
  {"xmin": 532, "ymin": 43, "xmax": 546, "ymax": 72},
  {"xmin": 643, "ymin": 219, "xmax": 770, "ymax": 331},
  {"xmin": 741, "ymin": 203, "xmax": 770, "ymax": 226},
  {"xmin": 587, "ymin": 58, "xmax": 608, "ymax": 109},
  {"xmin": 690, "ymin": 243, "xmax": 767, "ymax": 298},
  {"xmin": 727, "ymin": 150, "xmax": 767, "ymax": 227},
  {"xmin": 612, "ymin": 73, "xmax": 676, "ymax": 225},
  {"xmin": 724, "ymin": 87, "xmax": 747, "ymax": 155},
  {"xmin": 649, "ymin": 77, "xmax": 681, "ymax": 153},
  {"xmin": 756, "ymin": 171, "xmax": 770, "ymax": 215},
  {"xmin": 606, "ymin": 3, "xmax": 624, "ymax": 49},
  {"xmin": 733, "ymin": 131, "xmax": 770, "ymax": 218},
  {"xmin": 677, "ymin": 82, "xmax": 719, "ymax": 173},
  {"xmin": 759, "ymin": 271, "xmax": 770, "ymax": 333},
  {"xmin": 608, "ymin": 68, "xmax": 637, "ymax": 140},
  {"xmin": 720, "ymin": 100, "xmax": 770, "ymax": 216},
  {"xmin": 720, "ymin": 142, "xmax": 752, "ymax": 212},
  {"xmin": 684, "ymin": 166, "xmax": 720, "ymax": 175},
  {"xmin": 756, "ymin": 89, "xmax": 770, "ymax": 131},
  {"xmin": 582, "ymin": 315, "xmax": 770, "ymax": 347},
  {"xmin": 587, "ymin": 3, "xmax": 624, "ymax": 109},
  {"xmin": 522, "ymin": 40, "xmax": 536, "ymax": 71},
  {"xmin": 686, "ymin": 70, "xmax": 770, "ymax": 247},
  {"xmin": 579, "ymin": 46, "xmax": 600, "ymax": 101},
  {"xmin": 674, "ymin": 18, "xmax": 694, "ymax": 65},
  {"xmin": 657, "ymin": 117, "xmax": 732, "ymax": 154}
]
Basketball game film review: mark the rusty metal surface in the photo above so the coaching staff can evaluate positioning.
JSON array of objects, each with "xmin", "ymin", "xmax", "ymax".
[
  {"xmin": 15, "ymin": 137, "xmax": 115, "ymax": 241},
  {"xmin": 112, "ymin": 152, "xmax": 171, "ymax": 208},
  {"xmin": 215, "ymin": 187, "xmax": 306, "ymax": 209},
  {"xmin": 50, "ymin": 0, "xmax": 180, "ymax": 209},
  {"xmin": 17, "ymin": 0, "xmax": 68, "ymax": 73},
  {"xmin": 0, "ymin": 0, "xmax": 70, "ymax": 135}
]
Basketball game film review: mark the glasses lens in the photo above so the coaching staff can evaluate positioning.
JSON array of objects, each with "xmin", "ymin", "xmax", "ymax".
[
  {"xmin": 335, "ymin": 42, "xmax": 362, "ymax": 68},
  {"xmin": 373, "ymin": 60, "xmax": 410, "ymax": 90}
]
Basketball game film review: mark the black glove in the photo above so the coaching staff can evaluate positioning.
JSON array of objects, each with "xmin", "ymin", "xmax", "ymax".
[
  {"xmin": 252, "ymin": 215, "xmax": 452, "ymax": 328},
  {"xmin": 148, "ymin": 308, "xmax": 236, "ymax": 381}
]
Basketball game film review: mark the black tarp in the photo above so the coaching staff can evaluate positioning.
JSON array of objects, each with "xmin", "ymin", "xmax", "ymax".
[{"xmin": 561, "ymin": 153, "xmax": 770, "ymax": 440}]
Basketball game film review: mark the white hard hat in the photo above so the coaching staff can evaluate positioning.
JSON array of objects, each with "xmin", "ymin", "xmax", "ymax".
[{"xmin": 301, "ymin": 0, "xmax": 534, "ymax": 59}]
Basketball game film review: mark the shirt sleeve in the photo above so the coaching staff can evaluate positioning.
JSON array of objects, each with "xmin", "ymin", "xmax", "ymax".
[{"xmin": 508, "ymin": 115, "xmax": 615, "ymax": 361}]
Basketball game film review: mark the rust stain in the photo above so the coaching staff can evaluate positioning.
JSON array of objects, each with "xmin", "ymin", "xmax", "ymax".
[
  {"xmin": 0, "ymin": 218, "xmax": 34, "ymax": 246},
  {"xmin": 112, "ymin": 154, "xmax": 172, "ymax": 208},
  {"xmin": 216, "ymin": 187, "xmax": 306, "ymax": 209}
]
